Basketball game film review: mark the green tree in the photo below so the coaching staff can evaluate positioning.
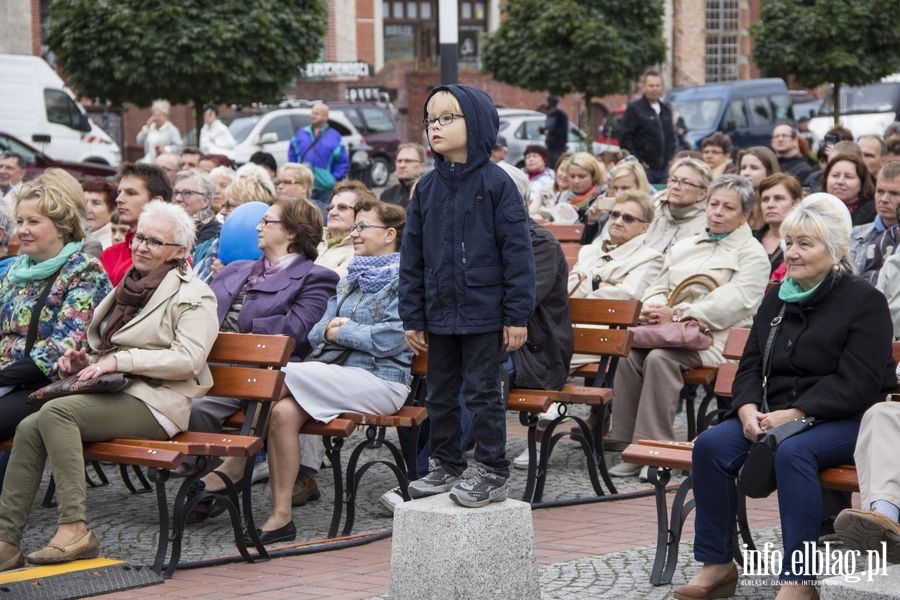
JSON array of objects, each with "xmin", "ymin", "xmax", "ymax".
[
  {"xmin": 46, "ymin": 0, "xmax": 327, "ymax": 134},
  {"xmin": 752, "ymin": 0, "xmax": 900, "ymax": 124},
  {"xmin": 481, "ymin": 0, "xmax": 666, "ymax": 136}
]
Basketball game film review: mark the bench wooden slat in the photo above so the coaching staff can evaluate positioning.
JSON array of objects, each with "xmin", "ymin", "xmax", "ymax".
[
  {"xmin": 300, "ymin": 417, "xmax": 356, "ymax": 438},
  {"xmin": 109, "ymin": 432, "xmax": 263, "ymax": 457},
  {"xmin": 208, "ymin": 332, "xmax": 294, "ymax": 366},
  {"xmin": 568, "ymin": 298, "xmax": 642, "ymax": 327},
  {"xmin": 714, "ymin": 362, "xmax": 739, "ymax": 397},
  {"xmin": 506, "ymin": 393, "xmax": 552, "ymax": 414},
  {"xmin": 545, "ymin": 224, "xmax": 584, "ymax": 243},
  {"xmin": 207, "ymin": 365, "xmax": 285, "ymax": 401},
  {"xmin": 683, "ymin": 367, "xmax": 717, "ymax": 386},
  {"xmin": 572, "ymin": 327, "xmax": 632, "ymax": 357},
  {"xmin": 621, "ymin": 443, "xmax": 693, "ymax": 471},
  {"xmin": 342, "ymin": 406, "xmax": 428, "ymax": 428},
  {"xmin": 542, "ymin": 384, "xmax": 612, "ymax": 405},
  {"xmin": 820, "ymin": 465, "xmax": 861, "ymax": 492},
  {"xmin": 723, "ymin": 328, "xmax": 751, "ymax": 360},
  {"xmin": 83, "ymin": 442, "xmax": 183, "ymax": 469}
]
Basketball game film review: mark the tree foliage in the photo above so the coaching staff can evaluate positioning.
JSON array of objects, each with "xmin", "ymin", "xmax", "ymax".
[
  {"xmin": 46, "ymin": 0, "xmax": 327, "ymax": 109},
  {"xmin": 482, "ymin": 0, "xmax": 666, "ymax": 104},
  {"xmin": 752, "ymin": 0, "xmax": 900, "ymax": 123}
]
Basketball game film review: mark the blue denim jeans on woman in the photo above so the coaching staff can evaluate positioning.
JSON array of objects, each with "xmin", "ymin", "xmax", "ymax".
[{"xmin": 691, "ymin": 417, "xmax": 859, "ymax": 582}]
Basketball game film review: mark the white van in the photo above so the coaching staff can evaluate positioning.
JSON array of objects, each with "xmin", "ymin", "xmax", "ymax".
[
  {"xmin": 808, "ymin": 74, "xmax": 900, "ymax": 141},
  {"xmin": 0, "ymin": 54, "xmax": 121, "ymax": 166}
]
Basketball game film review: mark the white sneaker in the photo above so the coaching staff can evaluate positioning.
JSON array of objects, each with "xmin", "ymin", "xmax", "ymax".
[
  {"xmin": 512, "ymin": 444, "xmax": 540, "ymax": 470},
  {"xmin": 639, "ymin": 465, "xmax": 650, "ymax": 482},
  {"xmin": 251, "ymin": 460, "xmax": 269, "ymax": 485},
  {"xmin": 537, "ymin": 402, "xmax": 564, "ymax": 428},
  {"xmin": 379, "ymin": 486, "xmax": 405, "ymax": 515}
]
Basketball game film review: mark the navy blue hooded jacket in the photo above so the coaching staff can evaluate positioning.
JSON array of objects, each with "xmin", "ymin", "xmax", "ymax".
[{"xmin": 399, "ymin": 85, "xmax": 535, "ymax": 335}]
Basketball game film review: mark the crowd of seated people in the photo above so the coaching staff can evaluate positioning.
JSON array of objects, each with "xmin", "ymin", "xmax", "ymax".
[{"xmin": 1, "ymin": 103, "xmax": 900, "ymax": 598}]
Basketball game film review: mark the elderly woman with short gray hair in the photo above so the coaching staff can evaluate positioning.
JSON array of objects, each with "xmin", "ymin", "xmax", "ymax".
[{"xmin": 607, "ymin": 175, "xmax": 771, "ymax": 473}]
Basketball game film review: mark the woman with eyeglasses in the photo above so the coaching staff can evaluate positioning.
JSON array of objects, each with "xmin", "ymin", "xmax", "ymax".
[
  {"xmin": 0, "ymin": 169, "xmax": 112, "ymax": 452},
  {"xmin": 195, "ymin": 165, "xmax": 277, "ymax": 283},
  {"xmin": 185, "ymin": 198, "xmax": 339, "ymax": 522},
  {"xmin": 607, "ymin": 175, "xmax": 770, "ymax": 476},
  {"xmin": 580, "ymin": 159, "xmax": 652, "ymax": 244},
  {"xmin": 0, "ymin": 201, "xmax": 218, "ymax": 571},
  {"xmin": 316, "ymin": 180, "xmax": 377, "ymax": 278},
  {"xmin": 246, "ymin": 199, "xmax": 411, "ymax": 544},
  {"xmin": 568, "ymin": 190, "xmax": 663, "ymax": 299},
  {"xmin": 274, "ymin": 163, "xmax": 313, "ymax": 203},
  {"xmin": 643, "ymin": 157, "xmax": 712, "ymax": 253},
  {"xmin": 171, "ymin": 169, "xmax": 221, "ymax": 265}
]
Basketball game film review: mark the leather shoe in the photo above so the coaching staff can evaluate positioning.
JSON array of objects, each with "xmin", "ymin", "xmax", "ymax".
[
  {"xmin": 673, "ymin": 563, "xmax": 738, "ymax": 600},
  {"xmin": 0, "ymin": 546, "xmax": 24, "ymax": 572},
  {"xmin": 244, "ymin": 521, "xmax": 296, "ymax": 545},
  {"xmin": 834, "ymin": 508, "xmax": 900, "ymax": 563},
  {"xmin": 26, "ymin": 531, "xmax": 99, "ymax": 565},
  {"xmin": 291, "ymin": 468, "xmax": 321, "ymax": 507}
]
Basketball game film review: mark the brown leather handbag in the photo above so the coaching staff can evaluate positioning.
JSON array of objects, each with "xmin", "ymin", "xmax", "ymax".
[{"xmin": 629, "ymin": 274, "xmax": 719, "ymax": 350}]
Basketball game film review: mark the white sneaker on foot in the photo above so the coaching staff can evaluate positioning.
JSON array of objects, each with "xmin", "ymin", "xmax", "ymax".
[
  {"xmin": 379, "ymin": 486, "xmax": 405, "ymax": 515},
  {"xmin": 512, "ymin": 444, "xmax": 540, "ymax": 470}
]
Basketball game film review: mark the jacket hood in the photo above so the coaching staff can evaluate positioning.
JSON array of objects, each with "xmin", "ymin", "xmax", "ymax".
[{"xmin": 424, "ymin": 84, "xmax": 498, "ymax": 176}]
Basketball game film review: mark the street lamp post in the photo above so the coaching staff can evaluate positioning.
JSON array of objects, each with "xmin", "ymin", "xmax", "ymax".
[{"xmin": 438, "ymin": 0, "xmax": 458, "ymax": 84}]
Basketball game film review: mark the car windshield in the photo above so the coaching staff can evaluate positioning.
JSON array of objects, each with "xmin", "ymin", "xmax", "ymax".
[
  {"xmin": 669, "ymin": 99, "xmax": 723, "ymax": 131},
  {"xmin": 819, "ymin": 82, "xmax": 900, "ymax": 116},
  {"xmin": 359, "ymin": 107, "xmax": 395, "ymax": 132},
  {"xmin": 0, "ymin": 134, "xmax": 38, "ymax": 165},
  {"xmin": 229, "ymin": 116, "xmax": 262, "ymax": 144}
]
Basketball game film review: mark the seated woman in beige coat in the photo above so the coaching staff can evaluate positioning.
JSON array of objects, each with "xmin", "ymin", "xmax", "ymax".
[
  {"xmin": 643, "ymin": 157, "xmax": 712, "ymax": 253},
  {"xmin": 608, "ymin": 175, "xmax": 770, "ymax": 476},
  {"xmin": 568, "ymin": 190, "xmax": 663, "ymax": 299},
  {"xmin": 0, "ymin": 201, "xmax": 218, "ymax": 572}
]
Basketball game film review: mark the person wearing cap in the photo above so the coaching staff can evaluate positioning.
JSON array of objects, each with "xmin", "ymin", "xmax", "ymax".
[
  {"xmin": 522, "ymin": 144, "xmax": 555, "ymax": 203},
  {"xmin": 542, "ymin": 96, "xmax": 569, "ymax": 168},
  {"xmin": 490, "ymin": 136, "xmax": 508, "ymax": 163}
]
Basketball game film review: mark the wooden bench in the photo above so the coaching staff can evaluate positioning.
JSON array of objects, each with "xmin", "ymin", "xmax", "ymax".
[
  {"xmin": 0, "ymin": 332, "xmax": 293, "ymax": 577},
  {"xmin": 508, "ymin": 298, "xmax": 641, "ymax": 502},
  {"xmin": 621, "ymin": 438, "xmax": 860, "ymax": 586},
  {"xmin": 544, "ymin": 224, "xmax": 584, "ymax": 243},
  {"xmin": 222, "ymin": 352, "xmax": 431, "ymax": 538}
]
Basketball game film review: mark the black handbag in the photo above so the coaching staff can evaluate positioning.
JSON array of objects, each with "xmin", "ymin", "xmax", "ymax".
[
  {"xmin": 305, "ymin": 342, "xmax": 354, "ymax": 365},
  {"xmin": 737, "ymin": 305, "xmax": 817, "ymax": 499}
]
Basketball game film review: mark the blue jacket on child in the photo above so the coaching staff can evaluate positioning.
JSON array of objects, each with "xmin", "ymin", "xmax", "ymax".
[{"xmin": 399, "ymin": 85, "xmax": 535, "ymax": 335}]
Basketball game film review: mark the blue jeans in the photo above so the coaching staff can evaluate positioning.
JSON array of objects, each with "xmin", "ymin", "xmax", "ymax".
[
  {"xmin": 691, "ymin": 417, "xmax": 859, "ymax": 582},
  {"xmin": 426, "ymin": 332, "xmax": 509, "ymax": 478}
]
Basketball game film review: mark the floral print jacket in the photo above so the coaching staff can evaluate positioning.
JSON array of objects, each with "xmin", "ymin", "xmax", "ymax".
[{"xmin": 0, "ymin": 252, "xmax": 112, "ymax": 380}]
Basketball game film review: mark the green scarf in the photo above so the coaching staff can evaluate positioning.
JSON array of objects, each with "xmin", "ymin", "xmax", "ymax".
[
  {"xmin": 778, "ymin": 275, "xmax": 822, "ymax": 303},
  {"xmin": 325, "ymin": 233, "xmax": 349, "ymax": 249},
  {"xmin": 6, "ymin": 241, "xmax": 83, "ymax": 284},
  {"xmin": 709, "ymin": 231, "xmax": 730, "ymax": 241}
]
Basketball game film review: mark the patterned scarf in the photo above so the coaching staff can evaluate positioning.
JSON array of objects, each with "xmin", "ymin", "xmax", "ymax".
[
  {"xmin": 246, "ymin": 253, "xmax": 300, "ymax": 287},
  {"xmin": 346, "ymin": 252, "xmax": 400, "ymax": 293},
  {"xmin": 568, "ymin": 185, "xmax": 600, "ymax": 211},
  {"xmin": 99, "ymin": 260, "xmax": 182, "ymax": 351}
]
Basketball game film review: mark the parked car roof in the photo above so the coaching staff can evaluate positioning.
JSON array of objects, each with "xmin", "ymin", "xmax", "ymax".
[{"xmin": 1, "ymin": 130, "xmax": 116, "ymax": 181}]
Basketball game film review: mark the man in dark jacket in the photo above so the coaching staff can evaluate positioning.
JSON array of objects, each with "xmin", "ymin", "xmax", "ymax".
[
  {"xmin": 542, "ymin": 96, "xmax": 569, "ymax": 168},
  {"xmin": 380, "ymin": 143, "xmax": 426, "ymax": 208},
  {"xmin": 619, "ymin": 70, "xmax": 674, "ymax": 184}
]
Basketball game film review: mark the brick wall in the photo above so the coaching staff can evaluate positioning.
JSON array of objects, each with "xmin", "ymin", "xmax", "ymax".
[
  {"xmin": 673, "ymin": 0, "xmax": 706, "ymax": 86},
  {"xmin": 356, "ymin": 0, "xmax": 375, "ymax": 66}
]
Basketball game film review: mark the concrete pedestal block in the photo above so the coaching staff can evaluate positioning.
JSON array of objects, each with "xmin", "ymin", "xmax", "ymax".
[
  {"xmin": 820, "ymin": 563, "xmax": 900, "ymax": 599},
  {"xmin": 389, "ymin": 494, "xmax": 540, "ymax": 599}
]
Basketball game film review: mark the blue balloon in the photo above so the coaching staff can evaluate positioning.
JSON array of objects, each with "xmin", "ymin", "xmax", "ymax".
[{"xmin": 218, "ymin": 201, "xmax": 268, "ymax": 264}]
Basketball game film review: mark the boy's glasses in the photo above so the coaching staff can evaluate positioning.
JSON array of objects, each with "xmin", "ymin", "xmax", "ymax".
[{"xmin": 423, "ymin": 113, "xmax": 465, "ymax": 129}]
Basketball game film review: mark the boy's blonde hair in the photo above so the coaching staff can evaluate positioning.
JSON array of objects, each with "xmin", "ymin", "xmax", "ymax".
[{"xmin": 426, "ymin": 91, "xmax": 462, "ymax": 116}]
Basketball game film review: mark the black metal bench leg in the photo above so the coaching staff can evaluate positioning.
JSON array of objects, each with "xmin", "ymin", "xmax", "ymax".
[
  {"xmin": 684, "ymin": 385, "xmax": 698, "ymax": 441},
  {"xmin": 151, "ymin": 469, "xmax": 171, "ymax": 576},
  {"xmin": 646, "ymin": 467, "xmax": 698, "ymax": 586},
  {"xmin": 42, "ymin": 476, "xmax": 56, "ymax": 507},
  {"xmin": 324, "ymin": 436, "xmax": 345, "ymax": 538},
  {"xmin": 661, "ymin": 474, "xmax": 695, "ymax": 586},
  {"xmin": 694, "ymin": 385, "xmax": 716, "ymax": 438},
  {"xmin": 519, "ymin": 411, "xmax": 540, "ymax": 503},
  {"xmin": 592, "ymin": 405, "xmax": 617, "ymax": 495}
]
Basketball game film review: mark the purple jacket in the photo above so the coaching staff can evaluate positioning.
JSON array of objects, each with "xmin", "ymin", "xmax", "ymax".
[{"xmin": 212, "ymin": 256, "xmax": 339, "ymax": 360}]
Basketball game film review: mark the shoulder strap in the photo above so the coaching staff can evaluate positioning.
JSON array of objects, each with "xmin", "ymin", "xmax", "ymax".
[
  {"xmin": 25, "ymin": 266, "xmax": 66, "ymax": 355},
  {"xmin": 760, "ymin": 304, "xmax": 786, "ymax": 413},
  {"xmin": 299, "ymin": 127, "xmax": 326, "ymax": 163},
  {"xmin": 667, "ymin": 274, "xmax": 720, "ymax": 307}
]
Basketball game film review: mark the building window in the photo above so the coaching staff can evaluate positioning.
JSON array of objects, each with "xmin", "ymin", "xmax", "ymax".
[
  {"xmin": 705, "ymin": 0, "xmax": 739, "ymax": 82},
  {"xmin": 383, "ymin": 1, "xmax": 487, "ymax": 68}
]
